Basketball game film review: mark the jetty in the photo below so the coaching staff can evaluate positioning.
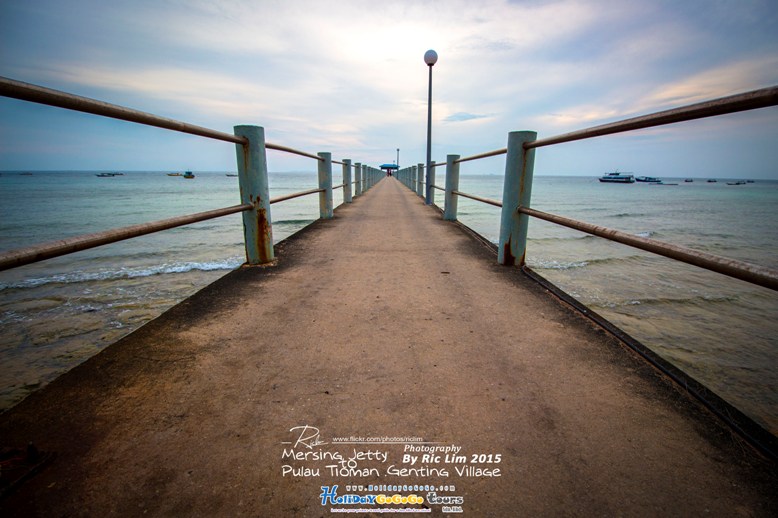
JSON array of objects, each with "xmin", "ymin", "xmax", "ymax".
[
  {"xmin": 0, "ymin": 177, "xmax": 775, "ymax": 515},
  {"xmin": 1, "ymin": 77, "xmax": 777, "ymax": 516}
]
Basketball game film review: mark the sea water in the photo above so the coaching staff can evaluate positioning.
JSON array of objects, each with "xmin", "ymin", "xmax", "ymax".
[{"xmin": 1, "ymin": 171, "xmax": 776, "ymax": 435}]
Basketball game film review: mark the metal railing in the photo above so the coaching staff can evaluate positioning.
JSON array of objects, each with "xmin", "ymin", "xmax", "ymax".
[
  {"xmin": 392, "ymin": 86, "xmax": 778, "ymax": 459},
  {"xmin": 0, "ymin": 76, "xmax": 385, "ymax": 271},
  {"xmin": 394, "ymin": 85, "xmax": 778, "ymax": 292}
]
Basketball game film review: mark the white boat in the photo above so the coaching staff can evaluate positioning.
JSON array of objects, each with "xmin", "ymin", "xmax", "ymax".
[
  {"xmin": 636, "ymin": 176, "xmax": 661, "ymax": 183},
  {"xmin": 599, "ymin": 172, "xmax": 635, "ymax": 183}
]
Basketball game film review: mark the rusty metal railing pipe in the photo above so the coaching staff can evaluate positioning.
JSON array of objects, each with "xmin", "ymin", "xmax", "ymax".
[
  {"xmin": 453, "ymin": 190, "xmax": 503, "ymax": 208},
  {"xmin": 0, "ymin": 76, "xmax": 332, "ymax": 161},
  {"xmin": 0, "ymin": 204, "xmax": 253, "ymax": 272},
  {"xmin": 526, "ymin": 85, "xmax": 778, "ymax": 149},
  {"xmin": 0, "ymin": 76, "xmax": 247, "ymax": 145},
  {"xmin": 265, "ymin": 142, "xmax": 323, "ymax": 161},
  {"xmin": 454, "ymin": 148, "xmax": 508, "ymax": 164},
  {"xmin": 269, "ymin": 187, "xmax": 324, "ymax": 205},
  {"xmin": 519, "ymin": 206, "xmax": 778, "ymax": 291}
]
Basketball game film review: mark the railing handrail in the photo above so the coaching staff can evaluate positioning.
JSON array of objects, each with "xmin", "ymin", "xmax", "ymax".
[
  {"xmin": 519, "ymin": 207, "xmax": 778, "ymax": 292},
  {"xmin": 0, "ymin": 76, "xmax": 330, "ymax": 162},
  {"xmin": 0, "ymin": 76, "xmax": 246, "ymax": 145},
  {"xmin": 437, "ymin": 85, "xmax": 778, "ymax": 165},
  {"xmin": 455, "ymin": 148, "xmax": 507, "ymax": 164},
  {"xmin": 269, "ymin": 187, "xmax": 325, "ymax": 204},
  {"xmin": 0, "ymin": 76, "xmax": 387, "ymax": 271},
  {"xmin": 452, "ymin": 189, "xmax": 502, "ymax": 207},
  {"xmin": 0, "ymin": 203, "xmax": 252, "ymax": 272},
  {"xmin": 527, "ymin": 85, "xmax": 778, "ymax": 149}
]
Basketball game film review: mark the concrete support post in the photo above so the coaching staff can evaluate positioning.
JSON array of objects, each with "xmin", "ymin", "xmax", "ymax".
[
  {"xmin": 354, "ymin": 162, "xmax": 362, "ymax": 197},
  {"xmin": 343, "ymin": 159, "xmax": 353, "ymax": 203},
  {"xmin": 444, "ymin": 154, "xmax": 461, "ymax": 221},
  {"xmin": 233, "ymin": 125, "xmax": 274, "ymax": 264},
  {"xmin": 498, "ymin": 131, "xmax": 538, "ymax": 266},
  {"xmin": 362, "ymin": 165, "xmax": 367, "ymax": 192},
  {"xmin": 417, "ymin": 164, "xmax": 424, "ymax": 197},
  {"xmin": 318, "ymin": 152, "xmax": 333, "ymax": 219}
]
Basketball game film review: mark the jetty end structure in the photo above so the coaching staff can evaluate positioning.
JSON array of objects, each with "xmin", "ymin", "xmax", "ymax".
[{"xmin": 0, "ymin": 76, "xmax": 777, "ymax": 516}]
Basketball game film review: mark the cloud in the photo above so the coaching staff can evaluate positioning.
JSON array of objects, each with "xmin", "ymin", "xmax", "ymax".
[
  {"xmin": 444, "ymin": 112, "xmax": 492, "ymax": 123},
  {"xmin": 637, "ymin": 55, "xmax": 778, "ymax": 110}
]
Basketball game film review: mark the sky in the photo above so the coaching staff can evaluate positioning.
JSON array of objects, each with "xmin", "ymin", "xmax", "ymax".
[{"xmin": 1, "ymin": 0, "xmax": 777, "ymax": 178}]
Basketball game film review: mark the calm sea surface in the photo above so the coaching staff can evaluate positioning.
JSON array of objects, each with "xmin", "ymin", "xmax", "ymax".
[{"xmin": 1, "ymin": 171, "xmax": 776, "ymax": 434}]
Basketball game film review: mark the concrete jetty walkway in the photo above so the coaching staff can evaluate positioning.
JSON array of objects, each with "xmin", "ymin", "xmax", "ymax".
[{"xmin": 1, "ymin": 177, "xmax": 776, "ymax": 516}]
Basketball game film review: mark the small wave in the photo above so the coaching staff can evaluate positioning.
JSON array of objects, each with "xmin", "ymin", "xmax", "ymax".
[
  {"xmin": 273, "ymin": 219, "xmax": 315, "ymax": 226},
  {"xmin": 596, "ymin": 293, "xmax": 740, "ymax": 309},
  {"xmin": 0, "ymin": 258, "xmax": 243, "ymax": 291},
  {"xmin": 608, "ymin": 212, "xmax": 646, "ymax": 218},
  {"xmin": 529, "ymin": 254, "xmax": 651, "ymax": 270},
  {"xmin": 634, "ymin": 231, "xmax": 654, "ymax": 238},
  {"xmin": 529, "ymin": 259, "xmax": 589, "ymax": 270}
]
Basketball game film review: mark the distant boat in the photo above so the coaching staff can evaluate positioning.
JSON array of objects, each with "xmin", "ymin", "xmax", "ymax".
[
  {"xmin": 707, "ymin": 179, "xmax": 717, "ymax": 183},
  {"xmin": 599, "ymin": 171, "xmax": 635, "ymax": 183},
  {"xmin": 167, "ymin": 172, "xmax": 182, "ymax": 176},
  {"xmin": 226, "ymin": 174, "xmax": 238, "ymax": 177},
  {"xmin": 636, "ymin": 176, "xmax": 661, "ymax": 183},
  {"xmin": 183, "ymin": 171, "xmax": 195, "ymax": 179},
  {"xmin": 19, "ymin": 172, "xmax": 33, "ymax": 176},
  {"xmin": 726, "ymin": 181, "xmax": 747, "ymax": 185},
  {"xmin": 96, "ymin": 173, "xmax": 117, "ymax": 177},
  {"xmin": 684, "ymin": 179, "xmax": 694, "ymax": 182},
  {"xmin": 746, "ymin": 180, "xmax": 754, "ymax": 183}
]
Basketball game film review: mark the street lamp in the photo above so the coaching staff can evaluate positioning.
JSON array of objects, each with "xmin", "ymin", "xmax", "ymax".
[
  {"xmin": 396, "ymin": 148, "xmax": 400, "ymax": 167},
  {"xmin": 424, "ymin": 49, "xmax": 437, "ymax": 205}
]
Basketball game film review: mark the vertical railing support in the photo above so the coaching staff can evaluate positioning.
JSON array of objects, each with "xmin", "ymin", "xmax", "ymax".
[
  {"xmin": 498, "ymin": 131, "xmax": 538, "ymax": 266},
  {"xmin": 443, "ymin": 154, "xmax": 460, "ymax": 221},
  {"xmin": 416, "ymin": 164, "xmax": 424, "ymax": 197},
  {"xmin": 234, "ymin": 125, "xmax": 274, "ymax": 264},
  {"xmin": 343, "ymin": 159, "xmax": 353, "ymax": 203},
  {"xmin": 318, "ymin": 152, "xmax": 333, "ymax": 218},
  {"xmin": 362, "ymin": 165, "xmax": 367, "ymax": 192},
  {"xmin": 354, "ymin": 162, "xmax": 362, "ymax": 197},
  {"xmin": 425, "ymin": 159, "xmax": 436, "ymax": 204},
  {"xmin": 429, "ymin": 161, "xmax": 436, "ymax": 203}
]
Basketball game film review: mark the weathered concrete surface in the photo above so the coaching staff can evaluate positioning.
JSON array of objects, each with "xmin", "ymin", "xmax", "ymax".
[{"xmin": 1, "ymin": 177, "xmax": 776, "ymax": 517}]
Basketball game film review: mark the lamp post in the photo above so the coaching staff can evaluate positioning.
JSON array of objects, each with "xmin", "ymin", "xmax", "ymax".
[
  {"xmin": 424, "ymin": 49, "xmax": 437, "ymax": 205},
  {"xmin": 396, "ymin": 148, "xmax": 400, "ymax": 167}
]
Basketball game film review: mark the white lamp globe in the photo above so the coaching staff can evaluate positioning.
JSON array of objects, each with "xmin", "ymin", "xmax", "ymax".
[{"xmin": 424, "ymin": 49, "xmax": 438, "ymax": 66}]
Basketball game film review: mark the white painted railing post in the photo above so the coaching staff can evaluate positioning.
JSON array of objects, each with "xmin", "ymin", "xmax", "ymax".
[
  {"xmin": 354, "ymin": 162, "xmax": 362, "ymax": 197},
  {"xmin": 234, "ymin": 125, "xmax": 274, "ymax": 264},
  {"xmin": 318, "ymin": 152, "xmax": 333, "ymax": 218},
  {"xmin": 429, "ymin": 161, "xmax": 436, "ymax": 203},
  {"xmin": 498, "ymin": 131, "xmax": 538, "ymax": 265},
  {"xmin": 343, "ymin": 159, "xmax": 353, "ymax": 203},
  {"xmin": 425, "ymin": 159, "xmax": 436, "ymax": 204},
  {"xmin": 444, "ymin": 154, "xmax": 460, "ymax": 221}
]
